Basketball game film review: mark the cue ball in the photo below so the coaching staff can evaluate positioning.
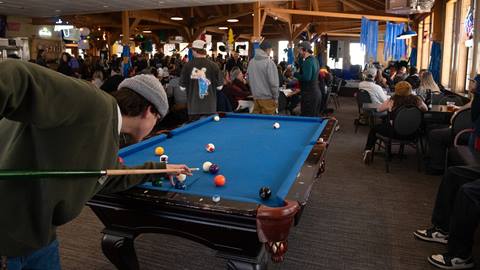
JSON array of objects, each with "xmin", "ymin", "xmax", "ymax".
[
  {"xmin": 212, "ymin": 195, "xmax": 221, "ymax": 202},
  {"xmin": 206, "ymin": 143, "xmax": 215, "ymax": 152},
  {"xmin": 213, "ymin": 115, "xmax": 220, "ymax": 121},
  {"xmin": 203, "ymin": 161, "xmax": 213, "ymax": 172},
  {"xmin": 273, "ymin": 122, "xmax": 280, "ymax": 129},
  {"xmin": 160, "ymin": 155, "xmax": 169, "ymax": 163},
  {"xmin": 209, "ymin": 164, "xmax": 220, "ymax": 174},
  {"xmin": 177, "ymin": 174, "xmax": 187, "ymax": 182},
  {"xmin": 214, "ymin": 175, "xmax": 226, "ymax": 186},
  {"xmin": 155, "ymin": 146, "xmax": 165, "ymax": 156},
  {"xmin": 318, "ymin": 138, "xmax": 324, "ymax": 143},
  {"xmin": 259, "ymin": 187, "xmax": 272, "ymax": 200}
]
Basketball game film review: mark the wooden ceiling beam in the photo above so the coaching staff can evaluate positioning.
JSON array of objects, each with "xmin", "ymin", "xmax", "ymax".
[
  {"xmin": 265, "ymin": 7, "xmax": 409, "ymax": 22},
  {"xmin": 129, "ymin": 18, "xmax": 141, "ymax": 32},
  {"xmin": 128, "ymin": 10, "xmax": 184, "ymax": 27},
  {"xmin": 291, "ymin": 22, "xmax": 309, "ymax": 40},
  {"xmin": 197, "ymin": 11, "xmax": 252, "ymax": 27},
  {"xmin": 338, "ymin": 0, "xmax": 362, "ymax": 11},
  {"xmin": 348, "ymin": 0, "xmax": 377, "ymax": 11}
]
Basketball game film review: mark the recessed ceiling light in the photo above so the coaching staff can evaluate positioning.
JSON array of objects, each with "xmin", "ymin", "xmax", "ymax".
[
  {"xmin": 227, "ymin": 18, "xmax": 239, "ymax": 23},
  {"xmin": 0, "ymin": 2, "xmax": 4, "ymax": 4},
  {"xmin": 55, "ymin": 9, "xmax": 61, "ymax": 12},
  {"xmin": 170, "ymin": 16, "xmax": 183, "ymax": 21},
  {"xmin": 143, "ymin": 30, "xmax": 152, "ymax": 33},
  {"xmin": 103, "ymin": 5, "xmax": 108, "ymax": 8},
  {"xmin": 218, "ymin": 27, "xmax": 228, "ymax": 30}
]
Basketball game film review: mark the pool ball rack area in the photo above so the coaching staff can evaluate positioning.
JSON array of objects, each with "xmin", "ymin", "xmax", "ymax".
[{"xmin": 87, "ymin": 113, "xmax": 337, "ymax": 270}]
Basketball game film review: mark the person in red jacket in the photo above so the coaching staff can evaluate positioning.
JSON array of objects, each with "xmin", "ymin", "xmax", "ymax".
[{"xmin": 224, "ymin": 68, "xmax": 251, "ymax": 110}]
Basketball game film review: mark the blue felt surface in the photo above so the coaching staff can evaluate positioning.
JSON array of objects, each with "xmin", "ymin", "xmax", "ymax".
[{"xmin": 120, "ymin": 114, "xmax": 328, "ymax": 206}]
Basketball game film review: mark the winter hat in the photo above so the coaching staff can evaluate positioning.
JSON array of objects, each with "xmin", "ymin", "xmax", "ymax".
[
  {"xmin": 118, "ymin": 74, "xmax": 169, "ymax": 117},
  {"xmin": 259, "ymin": 40, "xmax": 272, "ymax": 50}
]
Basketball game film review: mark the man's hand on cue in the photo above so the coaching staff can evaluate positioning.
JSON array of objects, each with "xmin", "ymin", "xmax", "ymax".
[{"xmin": 166, "ymin": 164, "xmax": 192, "ymax": 176}]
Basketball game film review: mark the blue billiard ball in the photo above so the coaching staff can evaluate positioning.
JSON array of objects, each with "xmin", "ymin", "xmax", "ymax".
[
  {"xmin": 175, "ymin": 182, "xmax": 186, "ymax": 190},
  {"xmin": 209, "ymin": 164, "xmax": 220, "ymax": 174},
  {"xmin": 259, "ymin": 187, "xmax": 271, "ymax": 200}
]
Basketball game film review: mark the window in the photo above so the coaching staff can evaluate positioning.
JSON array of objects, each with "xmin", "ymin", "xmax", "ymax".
[
  {"xmin": 327, "ymin": 41, "xmax": 343, "ymax": 69},
  {"xmin": 217, "ymin": 42, "xmax": 227, "ymax": 57},
  {"xmin": 349, "ymin": 42, "xmax": 365, "ymax": 66},
  {"xmin": 234, "ymin": 41, "xmax": 249, "ymax": 56},
  {"xmin": 278, "ymin": 40, "xmax": 290, "ymax": 63}
]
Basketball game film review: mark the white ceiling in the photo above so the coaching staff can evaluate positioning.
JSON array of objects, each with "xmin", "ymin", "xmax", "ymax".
[{"xmin": 0, "ymin": 0, "xmax": 281, "ymax": 17}]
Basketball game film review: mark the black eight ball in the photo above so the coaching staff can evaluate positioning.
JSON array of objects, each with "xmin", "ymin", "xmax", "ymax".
[{"xmin": 259, "ymin": 187, "xmax": 271, "ymax": 200}]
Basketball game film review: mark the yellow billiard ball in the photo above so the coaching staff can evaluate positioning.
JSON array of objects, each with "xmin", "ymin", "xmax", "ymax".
[{"xmin": 155, "ymin": 147, "xmax": 165, "ymax": 156}]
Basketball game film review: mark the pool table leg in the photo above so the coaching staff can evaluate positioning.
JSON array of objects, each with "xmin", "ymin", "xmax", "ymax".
[
  {"xmin": 221, "ymin": 247, "xmax": 269, "ymax": 270},
  {"xmin": 101, "ymin": 231, "xmax": 139, "ymax": 270}
]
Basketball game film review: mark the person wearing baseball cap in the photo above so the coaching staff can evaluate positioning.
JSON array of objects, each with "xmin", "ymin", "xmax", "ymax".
[
  {"xmin": 179, "ymin": 39, "xmax": 224, "ymax": 120},
  {"xmin": 359, "ymin": 67, "xmax": 389, "ymax": 105},
  {"xmin": 0, "ymin": 60, "xmax": 190, "ymax": 269},
  {"xmin": 294, "ymin": 41, "xmax": 321, "ymax": 117}
]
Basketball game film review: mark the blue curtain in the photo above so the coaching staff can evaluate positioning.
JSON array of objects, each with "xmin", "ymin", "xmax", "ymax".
[
  {"xmin": 121, "ymin": 45, "xmax": 131, "ymax": 78},
  {"xmin": 188, "ymin": 48, "xmax": 193, "ymax": 61},
  {"xmin": 410, "ymin": 47, "xmax": 417, "ymax": 68},
  {"xmin": 429, "ymin": 42, "xmax": 442, "ymax": 83},
  {"xmin": 252, "ymin": 42, "xmax": 260, "ymax": 58},
  {"xmin": 360, "ymin": 17, "xmax": 378, "ymax": 61},
  {"xmin": 384, "ymin": 22, "xmax": 406, "ymax": 61},
  {"xmin": 287, "ymin": 47, "xmax": 294, "ymax": 65}
]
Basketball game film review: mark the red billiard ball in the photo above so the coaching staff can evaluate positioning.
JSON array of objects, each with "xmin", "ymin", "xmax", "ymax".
[
  {"xmin": 118, "ymin": 157, "xmax": 124, "ymax": 164},
  {"xmin": 214, "ymin": 175, "xmax": 226, "ymax": 187}
]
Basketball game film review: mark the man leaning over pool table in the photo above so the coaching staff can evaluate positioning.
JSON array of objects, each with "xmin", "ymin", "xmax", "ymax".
[{"xmin": 0, "ymin": 60, "xmax": 191, "ymax": 270}]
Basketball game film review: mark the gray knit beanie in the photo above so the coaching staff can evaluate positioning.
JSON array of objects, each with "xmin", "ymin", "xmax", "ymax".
[{"xmin": 118, "ymin": 74, "xmax": 169, "ymax": 118}]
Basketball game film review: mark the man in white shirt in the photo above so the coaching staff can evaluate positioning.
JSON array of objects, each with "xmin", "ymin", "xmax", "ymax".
[{"xmin": 359, "ymin": 67, "xmax": 389, "ymax": 104}]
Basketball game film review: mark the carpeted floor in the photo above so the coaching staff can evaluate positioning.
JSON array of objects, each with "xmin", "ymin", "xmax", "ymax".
[{"xmin": 57, "ymin": 97, "xmax": 477, "ymax": 270}]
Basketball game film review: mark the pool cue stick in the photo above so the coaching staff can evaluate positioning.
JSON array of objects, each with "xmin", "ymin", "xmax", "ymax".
[{"xmin": 0, "ymin": 168, "xmax": 200, "ymax": 179}]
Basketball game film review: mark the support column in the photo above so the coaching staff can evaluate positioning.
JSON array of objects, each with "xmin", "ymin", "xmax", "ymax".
[
  {"xmin": 252, "ymin": 2, "xmax": 262, "ymax": 42},
  {"xmin": 122, "ymin": 11, "xmax": 130, "ymax": 44},
  {"xmin": 471, "ymin": 0, "xmax": 480, "ymax": 78}
]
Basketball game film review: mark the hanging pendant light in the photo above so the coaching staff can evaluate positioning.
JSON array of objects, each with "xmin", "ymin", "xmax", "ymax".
[{"xmin": 396, "ymin": 16, "xmax": 417, "ymax": 39}]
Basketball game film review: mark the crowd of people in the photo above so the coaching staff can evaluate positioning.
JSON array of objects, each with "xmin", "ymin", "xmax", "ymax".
[{"xmin": 357, "ymin": 58, "xmax": 480, "ymax": 269}]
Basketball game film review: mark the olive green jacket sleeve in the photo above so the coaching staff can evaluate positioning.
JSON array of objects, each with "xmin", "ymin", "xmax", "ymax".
[{"xmin": 0, "ymin": 59, "xmax": 107, "ymax": 128}]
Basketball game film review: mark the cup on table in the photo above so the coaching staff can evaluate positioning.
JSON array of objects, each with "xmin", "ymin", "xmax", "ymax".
[{"xmin": 446, "ymin": 101, "xmax": 456, "ymax": 112}]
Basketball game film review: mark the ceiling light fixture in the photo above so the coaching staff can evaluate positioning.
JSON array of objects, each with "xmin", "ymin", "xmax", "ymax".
[
  {"xmin": 396, "ymin": 17, "xmax": 417, "ymax": 40},
  {"xmin": 143, "ymin": 30, "xmax": 152, "ymax": 33},
  {"xmin": 227, "ymin": 18, "xmax": 239, "ymax": 23},
  {"xmin": 170, "ymin": 16, "xmax": 183, "ymax": 21},
  {"xmin": 218, "ymin": 26, "xmax": 228, "ymax": 30},
  {"xmin": 0, "ymin": 1, "xmax": 4, "ymax": 4}
]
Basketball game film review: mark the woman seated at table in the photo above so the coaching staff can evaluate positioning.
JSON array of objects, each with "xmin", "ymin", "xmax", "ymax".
[
  {"xmin": 363, "ymin": 81, "xmax": 428, "ymax": 164},
  {"xmin": 280, "ymin": 68, "xmax": 301, "ymax": 114},
  {"xmin": 418, "ymin": 71, "xmax": 441, "ymax": 100},
  {"xmin": 223, "ymin": 68, "xmax": 251, "ymax": 110}
]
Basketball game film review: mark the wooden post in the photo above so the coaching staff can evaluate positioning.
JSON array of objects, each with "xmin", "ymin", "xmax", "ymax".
[
  {"xmin": 252, "ymin": 2, "xmax": 262, "ymax": 42},
  {"xmin": 471, "ymin": 0, "xmax": 480, "ymax": 78},
  {"xmin": 122, "ymin": 11, "xmax": 130, "ymax": 44}
]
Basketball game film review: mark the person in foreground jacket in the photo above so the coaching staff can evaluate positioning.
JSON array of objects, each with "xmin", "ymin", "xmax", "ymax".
[
  {"xmin": 247, "ymin": 40, "xmax": 279, "ymax": 115},
  {"xmin": 0, "ymin": 60, "xmax": 191, "ymax": 270}
]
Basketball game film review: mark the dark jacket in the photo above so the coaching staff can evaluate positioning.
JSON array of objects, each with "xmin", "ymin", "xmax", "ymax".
[
  {"xmin": 101, "ymin": 74, "xmax": 125, "ymax": 93},
  {"xmin": 223, "ymin": 79, "xmax": 251, "ymax": 109},
  {"xmin": 0, "ymin": 60, "xmax": 165, "ymax": 256}
]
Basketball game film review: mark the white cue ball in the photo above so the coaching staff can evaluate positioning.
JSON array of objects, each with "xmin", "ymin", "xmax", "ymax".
[
  {"xmin": 318, "ymin": 138, "xmax": 324, "ymax": 143},
  {"xmin": 213, "ymin": 115, "xmax": 220, "ymax": 121},
  {"xmin": 203, "ymin": 161, "xmax": 213, "ymax": 172},
  {"xmin": 273, "ymin": 122, "xmax": 280, "ymax": 129},
  {"xmin": 176, "ymin": 174, "xmax": 187, "ymax": 182}
]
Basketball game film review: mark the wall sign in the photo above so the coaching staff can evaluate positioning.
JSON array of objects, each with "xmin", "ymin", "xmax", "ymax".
[{"xmin": 38, "ymin": 27, "xmax": 52, "ymax": 38}]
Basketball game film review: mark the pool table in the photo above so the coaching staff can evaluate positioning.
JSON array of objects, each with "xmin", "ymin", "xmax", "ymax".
[{"xmin": 87, "ymin": 113, "xmax": 337, "ymax": 270}]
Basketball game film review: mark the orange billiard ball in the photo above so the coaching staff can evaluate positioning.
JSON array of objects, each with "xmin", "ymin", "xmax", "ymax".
[
  {"xmin": 214, "ymin": 175, "xmax": 226, "ymax": 187},
  {"xmin": 155, "ymin": 147, "xmax": 165, "ymax": 156}
]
